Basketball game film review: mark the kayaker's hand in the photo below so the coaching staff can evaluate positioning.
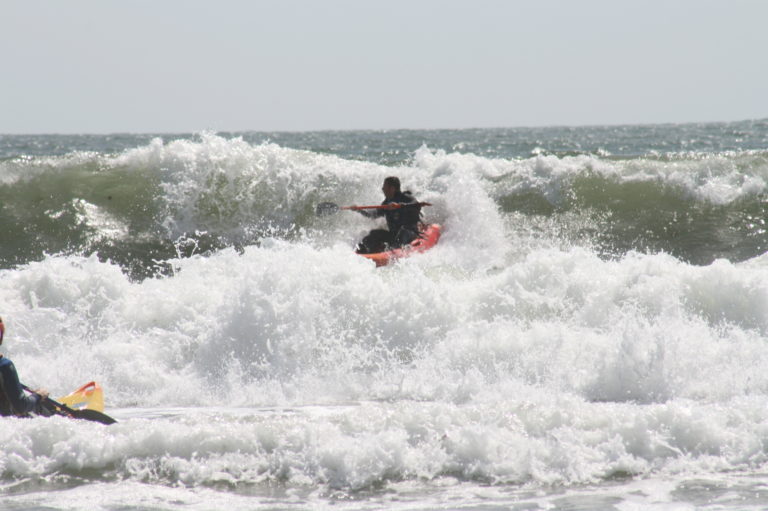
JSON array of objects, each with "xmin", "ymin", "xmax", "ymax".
[{"xmin": 34, "ymin": 388, "xmax": 49, "ymax": 399}]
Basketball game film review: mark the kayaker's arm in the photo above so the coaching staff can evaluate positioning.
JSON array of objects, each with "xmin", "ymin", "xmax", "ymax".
[
  {"xmin": 349, "ymin": 202, "xmax": 428, "ymax": 218},
  {"xmin": 348, "ymin": 205, "xmax": 386, "ymax": 219},
  {"xmin": 0, "ymin": 357, "xmax": 43, "ymax": 415}
]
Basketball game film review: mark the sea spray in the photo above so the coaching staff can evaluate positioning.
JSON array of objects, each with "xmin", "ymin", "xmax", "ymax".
[{"xmin": 2, "ymin": 124, "xmax": 768, "ymax": 509}]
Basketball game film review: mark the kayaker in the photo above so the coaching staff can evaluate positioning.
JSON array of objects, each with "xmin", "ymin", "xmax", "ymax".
[
  {"xmin": 354, "ymin": 176, "xmax": 422, "ymax": 254},
  {"xmin": 0, "ymin": 316, "xmax": 52, "ymax": 417}
]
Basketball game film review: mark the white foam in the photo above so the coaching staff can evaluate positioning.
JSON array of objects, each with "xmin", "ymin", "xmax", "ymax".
[
  {"xmin": 409, "ymin": 148, "xmax": 768, "ymax": 207},
  {"xmin": 4, "ymin": 137, "xmax": 768, "ymax": 503}
]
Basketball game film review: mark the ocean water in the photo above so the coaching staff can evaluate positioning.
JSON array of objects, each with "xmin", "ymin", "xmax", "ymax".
[{"xmin": 1, "ymin": 120, "xmax": 768, "ymax": 510}]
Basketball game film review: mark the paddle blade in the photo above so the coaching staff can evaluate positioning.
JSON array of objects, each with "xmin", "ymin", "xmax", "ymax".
[
  {"xmin": 46, "ymin": 400, "xmax": 117, "ymax": 425},
  {"xmin": 71, "ymin": 408, "xmax": 118, "ymax": 425},
  {"xmin": 315, "ymin": 202, "xmax": 340, "ymax": 216},
  {"xmin": 58, "ymin": 381, "xmax": 105, "ymax": 412}
]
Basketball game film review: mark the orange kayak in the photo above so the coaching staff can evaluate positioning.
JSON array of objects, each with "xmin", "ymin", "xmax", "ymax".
[{"xmin": 359, "ymin": 224, "xmax": 442, "ymax": 267}]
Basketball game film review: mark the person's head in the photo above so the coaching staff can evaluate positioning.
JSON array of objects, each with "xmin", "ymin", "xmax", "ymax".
[
  {"xmin": 0, "ymin": 317, "xmax": 5, "ymax": 346},
  {"xmin": 382, "ymin": 176, "xmax": 401, "ymax": 199}
]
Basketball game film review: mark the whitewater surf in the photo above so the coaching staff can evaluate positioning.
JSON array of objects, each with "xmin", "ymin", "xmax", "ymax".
[{"xmin": 2, "ymin": 121, "xmax": 768, "ymax": 510}]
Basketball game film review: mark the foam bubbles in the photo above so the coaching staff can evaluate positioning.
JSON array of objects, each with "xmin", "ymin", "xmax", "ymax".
[{"xmin": 3, "ymin": 136, "xmax": 768, "ymax": 506}]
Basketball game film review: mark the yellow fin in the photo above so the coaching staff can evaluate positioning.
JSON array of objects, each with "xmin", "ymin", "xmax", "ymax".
[{"xmin": 57, "ymin": 381, "xmax": 105, "ymax": 412}]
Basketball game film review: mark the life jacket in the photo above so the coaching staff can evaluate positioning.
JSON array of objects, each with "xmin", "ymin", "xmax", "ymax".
[
  {"xmin": 383, "ymin": 190, "xmax": 422, "ymax": 235},
  {"xmin": 0, "ymin": 357, "xmax": 16, "ymax": 416},
  {"xmin": 0, "ymin": 388, "xmax": 11, "ymax": 416}
]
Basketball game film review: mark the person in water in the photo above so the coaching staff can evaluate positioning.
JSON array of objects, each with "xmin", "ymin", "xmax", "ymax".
[
  {"xmin": 355, "ymin": 176, "xmax": 422, "ymax": 254},
  {"xmin": 0, "ymin": 316, "xmax": 52, "ymax": 417}
]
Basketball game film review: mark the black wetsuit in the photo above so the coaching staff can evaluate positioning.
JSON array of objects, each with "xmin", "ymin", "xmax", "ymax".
[
  {"xmin": 0, "ymin": 355, "xmax": 43, "ymax": 417},
  {"xmin": 356, "ymin": 191, "xmax": 422, "ymax": 254}
]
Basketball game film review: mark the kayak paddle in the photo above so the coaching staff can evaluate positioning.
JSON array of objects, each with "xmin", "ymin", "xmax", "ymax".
[
  {"xmin": 22, "ymin": 384, "xmax": 117, "ymax": 425},
  {"xmin": 316, "ymin": 201, "xmax": 432, "ymax": 216}
]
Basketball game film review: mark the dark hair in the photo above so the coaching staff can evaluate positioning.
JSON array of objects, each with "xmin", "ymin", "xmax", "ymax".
[{"xmin": 384, "ymin": 176, "xmax": 401, "ymax": 192}]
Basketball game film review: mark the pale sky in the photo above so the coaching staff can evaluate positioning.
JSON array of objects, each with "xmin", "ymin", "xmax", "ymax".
[{"xmin": 1, "ymin": 0, "xmax": 766, "ymax": 134}]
